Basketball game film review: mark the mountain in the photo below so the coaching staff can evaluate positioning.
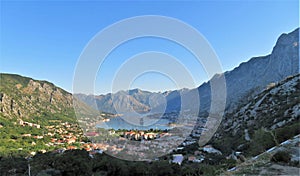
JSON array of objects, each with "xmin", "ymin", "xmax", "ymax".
[
  {"xmin": 212, "ymin": 73, "xmax": 300, "ymax": 156},
  {"xmin": 0, "ymin": 73, "xmax": 106, "ymax": 157},
  {"xmin": 75, "ymin": 89, "xmax": 152, "ymax": 114},
  {"xmin": 169, "ymin": 28, "xmax": 299, "ymax": 114},
  {"xmin": 220, "ymin": 74, "xmax": 299, "ymax": 135},
  {"xmin": 223, "ymin": 28, "xmax": 299, "ymax": 110},
  {"xmin": 78, "ymin": 28, "xmax": 299, "ymax": 115},
  {"xmin": 0, "ymin": 73, "xmax": 101, "ymax": 121},
  {"xmin": 0, "ymin": 73, "xmax": 75, "ymax": 122}
]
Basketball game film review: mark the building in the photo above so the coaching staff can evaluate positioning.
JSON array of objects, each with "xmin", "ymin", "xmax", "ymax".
[
  {"xmin": 33, "ymin": 136, "xmax": 44, "ymax": 139},
  {"xmin": 67, "ymin": 146, "xmax": 77, "ymax": 150},
  {"xmin": 172, "ymin": 154, "xmax": 184, "ymax": 165},
  {"xmin": 85, "ymin": 132, "xmax": 99, "ymax": 137},
  {"xmin": 202, "ymin": 145, "xmax": 222, "ymax": 155},
  {"xmin": 66, "ymin": 138, "xmax": 76, "ymax": 144},
  {"xmin": 188, "ymin": 156, "xmax": 196, "ymax": 162}
]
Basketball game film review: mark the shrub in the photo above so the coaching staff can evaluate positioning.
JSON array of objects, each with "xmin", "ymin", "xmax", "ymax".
[
  {"xmin": 275, "ymin": 121, "xmax": 300, "ymax": 143},
  {"xmin": 271, "ymin": 150, "xmax": 291, "ymax": 163},
  {"xmin": 247, "ymin": 128, "xmax": 275, "ymax": 156}
]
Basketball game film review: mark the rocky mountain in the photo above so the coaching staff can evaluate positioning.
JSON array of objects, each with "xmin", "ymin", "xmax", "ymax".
[
  {"xmin": 223, "ymin": 28, "xmax": 299, "ymax": 111},
  {"xmin": 220, "ymin": 74, "xmax": 299, "ymax": 135},
  {"xmin": 75, "ymin": 88, "xmax": 191, "ymax": 114},
  {"xmin": 211, "ymin": 73, "xmax": 300, "ymax": 156},
  {"xmin": 76, "ymin": 89, "xmax": 152, "ymax": 114},
  {"xmin": 0, "ymin": 73, "xmax": 100, "ymax": 124},
  {"xmin": 168, "ymin": 28, "xmax": 299, "ymax": 114},
  {"xmin": 225, "ymin": 134, "xmax": 300, "ymax": 175},
  {"xmin": 0, "ymin": 74, "xmax": 75, "ymax": 122},
  {"xmin": 78, "ymin": 28, "xmax": 299, "ymax": 115}
]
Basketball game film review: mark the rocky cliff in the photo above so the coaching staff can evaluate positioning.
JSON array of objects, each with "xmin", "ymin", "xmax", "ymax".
[{"xmin": 223, "ymin": 28, "xmax": 299, "ymax": 111}]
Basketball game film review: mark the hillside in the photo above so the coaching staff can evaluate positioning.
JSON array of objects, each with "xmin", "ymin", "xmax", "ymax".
[
  {"xmin": 224, "ymin": 134, "xmax": 300, "ymax": 175},
  {"xmin": 0, "ymin": 73, "xmax": 104, "ymax": 157},
  {"xmin": 211, "ymin": 74, "xmax": 300, "ymax": 156},
  {"xmin": 0, "ymin": 73, "xmax": 74, "ymax": 122}
]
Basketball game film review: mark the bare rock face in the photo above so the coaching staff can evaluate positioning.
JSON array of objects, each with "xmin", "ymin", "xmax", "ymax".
[
  {"xmin": 224, "ymin": 28, "xmax": 299, "ymax": 111},
  {"xmin": 0, "ymin": 93, "xmax": 14, "ymax": 114},
  {"xmin": 171, "ymin": 28, "xmax": 299, "ymax": 114}
]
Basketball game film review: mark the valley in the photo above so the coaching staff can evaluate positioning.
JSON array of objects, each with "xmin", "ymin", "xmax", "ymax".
[{"xmin": 0, "ymin": 27, "xmax": 299, "ymax": 175}]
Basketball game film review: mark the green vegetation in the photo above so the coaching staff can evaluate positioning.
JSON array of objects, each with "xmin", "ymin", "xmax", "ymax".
[
  {"xmin": 271, "ymin": 150, "xmax": 291, "ymax": 163},
  {"xmin": 0, "ymin": 150, "xmax": 229, "ymax": 176},
  {"xmin": 247, "ymin": 121, "xmax": 300, "ymax": 156},
  {"xmin": 0, "ymin": 73, "xmax": 88, "ymax": 157},
  {"xmin": 212, "ymin": 120, "xmax": 300, "ymax": 158},
  {"xmin": 0, "ymin": 114, "xmax": 84, "ymax": 157}
]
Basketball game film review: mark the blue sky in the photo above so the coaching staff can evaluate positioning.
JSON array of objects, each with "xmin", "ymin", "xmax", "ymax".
[{"xmin": 1, "ymin": 1, "xmax": 299, "ymax": 94}]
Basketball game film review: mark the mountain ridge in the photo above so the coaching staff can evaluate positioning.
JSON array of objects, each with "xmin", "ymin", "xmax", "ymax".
[{"xmin": 77, "ymin": 28, "xmax": 299, "ymax": 115}]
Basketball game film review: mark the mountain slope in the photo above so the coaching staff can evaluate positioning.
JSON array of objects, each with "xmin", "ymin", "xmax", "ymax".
[
  {"xmin": 0, "ymin": 73, "xmax": 105, "ymax": 157},
  {"xmin": 223, "ymin": 28, "xmax": 299, "ymax": 110},
  {"xmin": 0, "ymin": 73, "xmax": 75, "ymax": 122},
  {"xmin": 212, "ymin": 73, "xmax": 300, "ymax": 156}
]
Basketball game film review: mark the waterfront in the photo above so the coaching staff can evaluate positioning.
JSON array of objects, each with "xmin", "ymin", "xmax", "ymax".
[{"xmin": 96, "ymin": 114, "xmax": 172, "ymax": 130}]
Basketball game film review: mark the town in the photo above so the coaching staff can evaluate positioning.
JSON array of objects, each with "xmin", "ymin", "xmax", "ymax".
[
  {"xmin": 13, "ymin": 111, "xmax": 224, "ymax": 166},
  {"xmin": 121, "ymin": 129, "xmax": 168, "ymax": 140}
]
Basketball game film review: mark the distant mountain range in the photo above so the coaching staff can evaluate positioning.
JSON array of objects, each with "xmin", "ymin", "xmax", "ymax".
[
  {"xmin": 75, "ymin": 88, "xmax": 191, "ymax": 114},
  {"xmin": 77, "ymin": 28, "xmax": 299, "ymax": 115}
]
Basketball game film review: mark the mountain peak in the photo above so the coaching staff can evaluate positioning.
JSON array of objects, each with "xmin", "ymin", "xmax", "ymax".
[
  {"xmin": 128, "ymin": 88, "xmax": 142, "ymax": 94},
  {"xmin": 220, "ymin": 28, "xmax": 299, "ymax": 110},
  {"xmin": 272, "ymin": 27, "xmax": 299, "ymax": 55}
]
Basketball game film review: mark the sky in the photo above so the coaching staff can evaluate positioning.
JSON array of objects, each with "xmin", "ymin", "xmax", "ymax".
[{"xmin": 1, "ymin": 0, "xmax": 299, "ymax": 94}]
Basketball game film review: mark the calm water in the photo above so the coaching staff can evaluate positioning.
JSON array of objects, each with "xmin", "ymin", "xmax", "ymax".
[{"xmin": 96, "ymin": 116, "xmax": 172, "ymax": 130}]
